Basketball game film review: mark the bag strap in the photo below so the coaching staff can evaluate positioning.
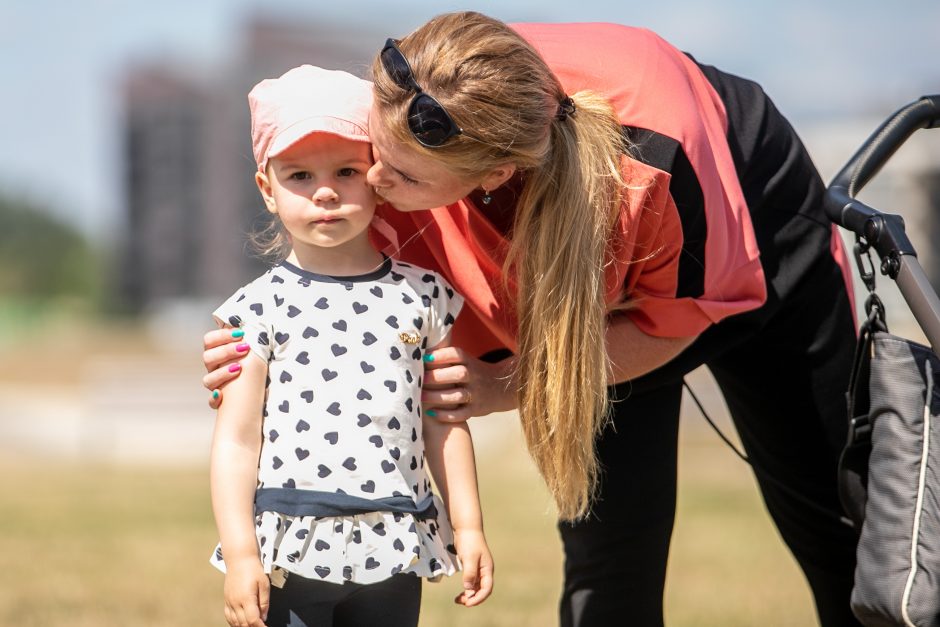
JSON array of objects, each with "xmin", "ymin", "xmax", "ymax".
[{"xmin": 838, "ymin": 236, "xmax": 889, "ymax": 530}]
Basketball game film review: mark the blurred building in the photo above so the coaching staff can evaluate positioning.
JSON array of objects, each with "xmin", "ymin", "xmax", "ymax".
[{"xmin": 118, "ymin": 16, "xmax": 379, "ymax": 313}]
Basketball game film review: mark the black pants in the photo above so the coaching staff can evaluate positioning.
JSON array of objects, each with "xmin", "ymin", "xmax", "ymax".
[
  {"xmin": 266, "ymin": 573, "xmax": 422, "ymax": 627},
  {"xmin": 558, "ymin": 65, "xmax": 862, "ymax": 626}
]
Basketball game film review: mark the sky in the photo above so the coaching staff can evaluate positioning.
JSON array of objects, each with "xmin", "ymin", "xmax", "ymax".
[{"xmin": 0, "ymin": 0, "xmax": 937, "ymax": 241}]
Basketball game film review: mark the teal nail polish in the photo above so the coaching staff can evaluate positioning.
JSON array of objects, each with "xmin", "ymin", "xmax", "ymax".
[
  {"xmin": 423, "ymin": 353, "xmax": 435, "ymax": 363},
  {"xmin": 425, "ymin": 409, "xmax": 437, "ymax": 417},
  {"xmin": 212, "ymin": 390, "xmax": 220, "ymax": 400},
  {"xmin": 231, "ymin": 329, "xmax": 245, "ymax": 339}
]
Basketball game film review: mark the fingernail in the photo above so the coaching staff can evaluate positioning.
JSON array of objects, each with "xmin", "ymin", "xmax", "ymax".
[
  {"xmin": 228, "ymin": 363, "xmax": 242, "ymax": 373},
  {"xmin": 212, "ymin": 390, "xmax": 220, "ymax": 400},
  {"xmin": 425, "ymin": 409, "xmax": 437, "ymax": 417},
  {"xmin": 236, "ymin": 343, "xmax": 250, "ymax": 353},
  {"xmin": 231, "ymin": 329, "xmax": 245, "ymax": 338},
  {"xmin": 423, "ymin": 354, "xmax": 435, "ymax": 363}
]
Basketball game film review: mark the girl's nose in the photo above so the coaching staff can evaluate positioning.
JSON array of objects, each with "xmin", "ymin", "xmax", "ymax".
[{"xmin": 313, "ymin": 186, "xmax": 339, "ymax": 203}]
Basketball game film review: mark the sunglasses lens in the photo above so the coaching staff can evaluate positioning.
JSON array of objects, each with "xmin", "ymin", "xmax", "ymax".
[
  {"xmin": 380, "ymin": 43, "xmax": 414, "ymax": 91},
  {"xmin": 408, "ymin": 94, "xmax": 460, "ymax": 147}
]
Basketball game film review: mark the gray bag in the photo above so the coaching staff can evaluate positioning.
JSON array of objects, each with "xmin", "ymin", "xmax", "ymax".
[{"xmin": 845, "ymin": 330, "xmax": 940, "ymax": 626}]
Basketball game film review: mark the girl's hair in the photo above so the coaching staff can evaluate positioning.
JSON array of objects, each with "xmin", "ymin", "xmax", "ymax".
[
  {"xmin": 248, "ymin": 212, "xmax": 291, "ymax": 262},
  {"xmin": 371, "ymin": 11, "xmax": 627, "ymax": 520}
]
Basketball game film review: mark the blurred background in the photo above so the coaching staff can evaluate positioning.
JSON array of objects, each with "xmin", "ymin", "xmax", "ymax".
[{"xmin": 1, "ymin": 1, "xmax": 938, "ymax": 625}]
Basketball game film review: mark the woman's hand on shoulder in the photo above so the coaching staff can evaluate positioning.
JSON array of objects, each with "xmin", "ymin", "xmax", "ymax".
[
  {"xmin": 421, "ymin": 346, "xmax": 517, "ymax": 422},
  {"xmin": 203, "ymin": 327, "xmax": 251, "ymax": 409}
]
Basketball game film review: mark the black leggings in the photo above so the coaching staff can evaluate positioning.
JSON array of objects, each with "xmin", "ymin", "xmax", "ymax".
[
  {"xmin": 558, "ymin": 64, "xmax": 862, "ymax": 626},
  {"xmin": 266, "ymin": 573, "xmax": 422, "ymax": 627}
]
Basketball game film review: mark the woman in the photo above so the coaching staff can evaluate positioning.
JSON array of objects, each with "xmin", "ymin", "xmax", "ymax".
[{"xmin": 203, "ymin": 12, "xmax": 860, "ymax": 626}]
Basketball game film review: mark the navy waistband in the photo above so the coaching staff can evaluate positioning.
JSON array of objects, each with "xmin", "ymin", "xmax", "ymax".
[{"xmin": 255, "ymin": 487, "xmax": 438, "ymax": 520}]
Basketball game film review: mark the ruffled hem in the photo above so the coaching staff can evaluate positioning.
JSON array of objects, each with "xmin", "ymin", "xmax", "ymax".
[{"xmin": 210, "ymin": 494, "xmax": 459, "ymax": 585}]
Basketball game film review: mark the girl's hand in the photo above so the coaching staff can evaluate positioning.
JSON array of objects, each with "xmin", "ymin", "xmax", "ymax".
[
  {"xmin": 422, "ymin": 347, "xmax": 517, "ymax": 422},
  {"xmin": 203, "ymin": 327, "xmax": 250, "ymax": 409},
  {"xmin": 453, "ymin": 529, "xmax": 494, "ymax": 607},
  {"xmin": 222, "ymin": 559, "xmax": 270, "ymax": 627}
]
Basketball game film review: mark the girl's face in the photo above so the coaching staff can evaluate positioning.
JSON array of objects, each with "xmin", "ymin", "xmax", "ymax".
[
  {"xmin": 258, "ymin": 133, "xmax": 376, "ymax": 253},
  {"xmin": 366, "ymin": 104, "xmax": 479, "ymax": 213}
]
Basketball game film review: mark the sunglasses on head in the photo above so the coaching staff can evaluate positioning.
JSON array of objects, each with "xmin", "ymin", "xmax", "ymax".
[{"xmin": 380, "ymin": 38, "xmax": 462, "ymax": 148}]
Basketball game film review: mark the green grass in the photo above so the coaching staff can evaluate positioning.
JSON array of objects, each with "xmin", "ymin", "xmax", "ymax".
[{"xmin": 0, "ymin": 420, "xmax": 817, "ymax": 626}]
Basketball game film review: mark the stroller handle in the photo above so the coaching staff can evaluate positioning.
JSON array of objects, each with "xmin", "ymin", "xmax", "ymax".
[
  {"xmin": 823, "ymin": 94, "xmax": 940, "ymax": 353},
  {"xmin": 824, "ymin": 94, "xmax": 940, "ymax": 231}
]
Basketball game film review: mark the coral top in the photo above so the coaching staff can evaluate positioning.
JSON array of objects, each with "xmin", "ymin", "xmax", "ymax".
[{"xmin": 372, "ymin": 22, "xmax": 766, "ymax": 357}]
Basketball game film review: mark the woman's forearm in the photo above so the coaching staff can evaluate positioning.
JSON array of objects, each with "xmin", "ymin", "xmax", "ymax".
[
  {"xmin": 422, "ymin": 419, "xmax": 484, "ymax": 532},
  {"xmin": 605, "ymin": 314, "xmax": 698, "ymax": 384}
]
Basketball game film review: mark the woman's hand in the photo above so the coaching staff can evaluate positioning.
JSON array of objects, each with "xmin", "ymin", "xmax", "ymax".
[
  {"xmin": 452, "ymin": 529, "xmax": 494, "ymax": 607},
  {"xmin": 422, "ymin": 347, "xmax": 517, "ymax": 422},
  {"xmin": 203, "ymin": 327, "xmax": 251, "ymax": 409}
]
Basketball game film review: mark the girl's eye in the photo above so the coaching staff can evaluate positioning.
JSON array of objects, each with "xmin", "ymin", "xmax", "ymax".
[
  {"xmin": 289, "ymin": 171, "xmax": 311, "ymax": 181},
  {"xmin": 337, "ymin": 167, "xmax": 358, "ymax": 177}
]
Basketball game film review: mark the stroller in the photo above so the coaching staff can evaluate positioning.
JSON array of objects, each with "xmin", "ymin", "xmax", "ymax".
[{"xmin": 823, "ymin": 95, "xmax": 940, "ymax": 626}]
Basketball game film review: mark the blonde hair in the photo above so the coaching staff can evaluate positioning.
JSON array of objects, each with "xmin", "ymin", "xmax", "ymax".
[
  {"xmin": 248, "ymin": 213, "xmax": 291, "ymax": 262},
  {"xmin": 372, "ymin": 12, "xmax": 628, "ymax": 520}
]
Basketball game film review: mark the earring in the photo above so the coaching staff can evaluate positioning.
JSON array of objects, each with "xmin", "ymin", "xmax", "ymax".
[{"xmin": 481, "ymin": 189, "xmax": 492, "ymax": 205}]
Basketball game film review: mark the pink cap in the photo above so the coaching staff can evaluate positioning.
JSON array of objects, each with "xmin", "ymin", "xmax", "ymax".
[{"xmin": 248, "ymin": 65, "xmax": 372, "ymax": 172}]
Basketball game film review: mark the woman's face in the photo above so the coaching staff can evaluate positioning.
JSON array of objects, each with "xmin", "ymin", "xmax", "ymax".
[{"xmin": 366, "ymin": 104, "xmax": 479, "ymax": 212}]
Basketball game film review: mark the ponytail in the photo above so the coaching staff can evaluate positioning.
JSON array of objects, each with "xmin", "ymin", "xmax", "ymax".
[{"xmin": 508, "ymin": 92, "xmax": 625, "ymax": 520}]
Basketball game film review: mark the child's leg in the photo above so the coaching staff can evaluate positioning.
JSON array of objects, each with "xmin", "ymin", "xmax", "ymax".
[
  {"xmin": 265, "ymin": 574, "xmax": 348, "ymax": 627},
  {"xmin": 333, "ymin": 574, "xmax": 422, "ymax": 627}
]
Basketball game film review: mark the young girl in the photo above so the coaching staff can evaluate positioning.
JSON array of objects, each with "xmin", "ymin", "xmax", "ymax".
[{"xmin": 209, "ymin": 64, "xmax": 492, "ymax": 627}]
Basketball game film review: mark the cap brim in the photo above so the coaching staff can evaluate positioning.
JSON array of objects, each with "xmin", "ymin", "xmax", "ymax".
[{"xmin": 268, "ymin": 115, "xmax": 370, "ymax": 159}]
